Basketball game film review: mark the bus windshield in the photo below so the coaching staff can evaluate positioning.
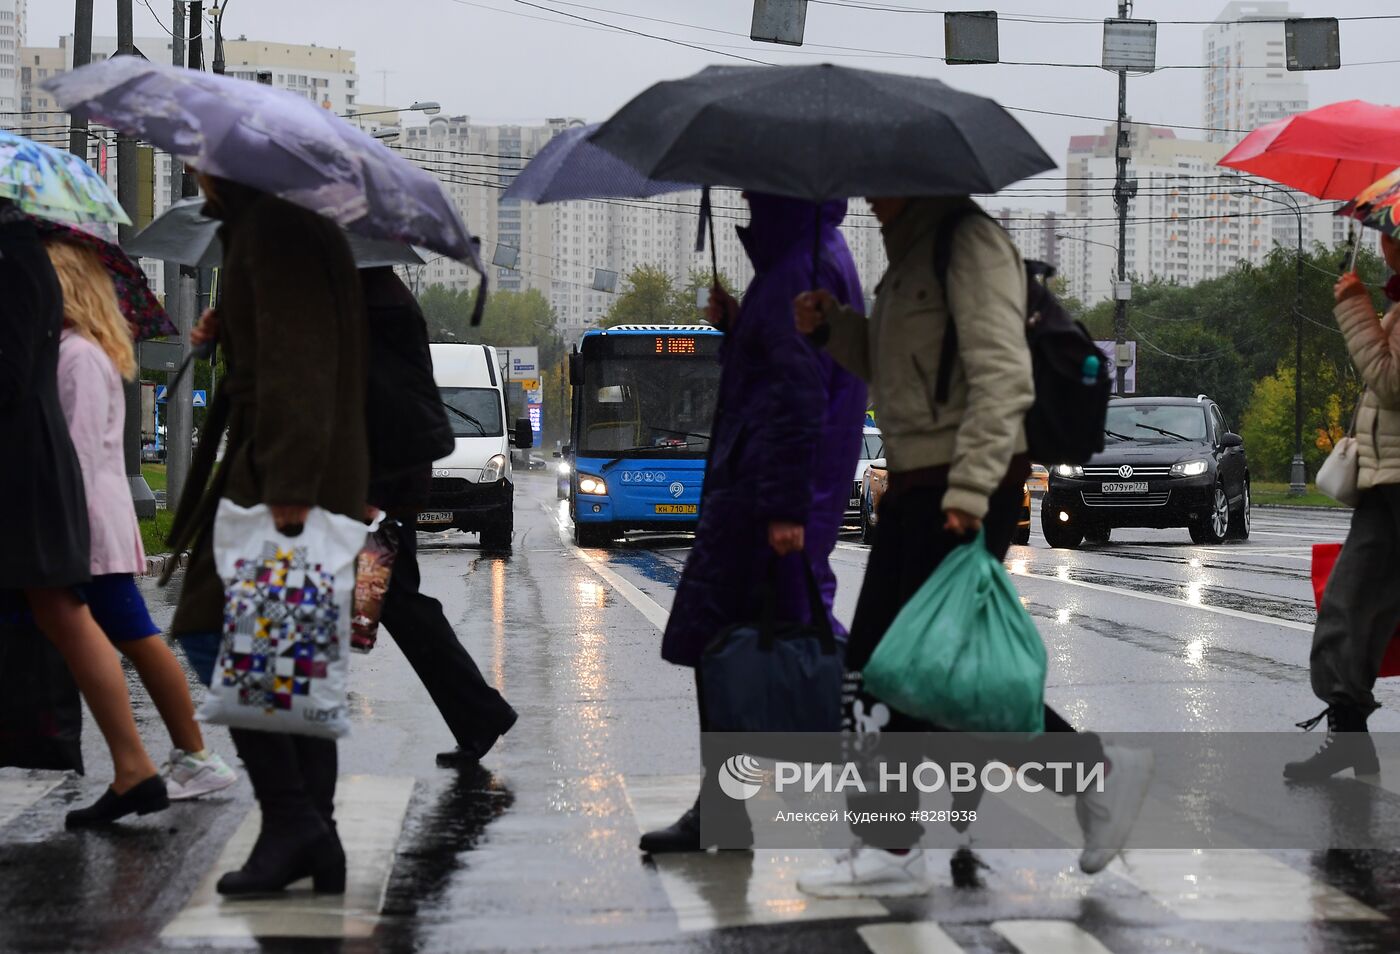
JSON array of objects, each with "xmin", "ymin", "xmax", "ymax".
[
  {"xmin": 577, "ymin": 354, "xmax": 720, "ymax": 458},
  {"xmin": 441, "ymin": 387, "xmax": 504, "ymax": 438}
]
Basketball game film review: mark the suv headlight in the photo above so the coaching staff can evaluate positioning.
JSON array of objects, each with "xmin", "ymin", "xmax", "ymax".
[
  {"xmin": 1054, "ymin": 464, "xmax": 1084, "ymax": 478},
  {"xmin": 1170, "ymin": 459, "xmax": 1209, "ymax": 477},
  {"xmin": 577, "ymin": 474, "xmax": 608, "ymax": 496},
  {"xmin": 480, "ymin": 454, "xmax": 507, "ymax": 483}
]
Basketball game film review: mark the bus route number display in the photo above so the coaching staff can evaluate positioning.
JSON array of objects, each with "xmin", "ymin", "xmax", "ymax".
[{"xmin": 654, "ymin": 336, "xmax": 698, "ymax": 355}]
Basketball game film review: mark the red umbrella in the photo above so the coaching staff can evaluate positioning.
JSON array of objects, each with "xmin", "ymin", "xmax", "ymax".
[{"xmin": 1218, "ymin": 100, "xmax": 1400, "ymax": 200}]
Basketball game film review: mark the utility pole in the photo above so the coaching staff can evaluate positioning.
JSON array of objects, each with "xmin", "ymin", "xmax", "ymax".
[
  {"xmin": 116, "ymin": 0, "xmax": 158, "ymax": 518},
  {"xmin": 211, "ymin": 1, "xmax": 227, "ymax": 75},
  {"xmin": 1111, "ymin": 0, "xmax": 1131, "ymax": 397},
  {"xmin": 68, "ymin": 1, "xmax": 93, "ymax": 160},
  {"xmin": 165, "ymin": 1, "xmax": 195, "ymax": 514}
]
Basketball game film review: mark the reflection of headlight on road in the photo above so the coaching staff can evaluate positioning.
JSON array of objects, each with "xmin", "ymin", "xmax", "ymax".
[
  {"xmin": 578, "ymin": 474, "xmax": 608, "ymax": 495},
  {"xmin": 1171, "ymin": 459, "xmax": 1209, "ymax": 477},
  {"xmin": 557, "ymin": 461, "xmax": 571, "ymax": 477},
  {"xmin": 1055, "ymin": 464, "xmax": 1084, "ymax": 478},
  {"xmin": 480, "ymin": 454, "xmax": 506, "ymax": 483}
]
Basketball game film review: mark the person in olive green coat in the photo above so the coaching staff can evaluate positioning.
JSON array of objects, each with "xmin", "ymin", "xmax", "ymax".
[{"xmin": 165, "ymin": 175, "xmax": 367, "ymax": 897}]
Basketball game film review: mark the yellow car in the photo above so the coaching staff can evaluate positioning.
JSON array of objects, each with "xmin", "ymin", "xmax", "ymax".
[
  {"xmin": 1026, "ymin": 463, "xmax": 1049, "ymax": 497},
  {"xmin": 1015, "ymin": 482, "xmax": 1032, "ymax": 545}
]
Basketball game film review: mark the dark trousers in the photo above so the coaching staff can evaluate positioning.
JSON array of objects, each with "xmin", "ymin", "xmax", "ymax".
[
  {"xmin": 230, "ymin": 727, "xmax": 337, "ymax": 830},
  {"xmin": 1310, "ymin": 485, "xmax": 1400, "ymax": 712},
  {"xmin": 845, "ymin": 471, "xmax": 1102, "ymax": 847},
  {"xmin": 380, "ymin": 514, "xmax": 516, "ymax": 754}
]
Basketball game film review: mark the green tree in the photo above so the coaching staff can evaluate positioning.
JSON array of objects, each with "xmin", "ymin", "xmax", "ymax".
[{"xmin": 600, "ymin": 265, "xmax": 683, "ymax": 328}]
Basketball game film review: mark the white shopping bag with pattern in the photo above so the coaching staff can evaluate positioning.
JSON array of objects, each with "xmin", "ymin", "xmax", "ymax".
[{"xmin": 201, "ymin": 500, "xmax": 368, "ymax": 739}]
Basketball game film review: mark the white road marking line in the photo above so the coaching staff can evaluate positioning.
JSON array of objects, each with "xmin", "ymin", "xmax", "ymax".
[
  {"xmin": 1117, "ymin": 849, "xmax": 1384, "ymax": 922},
  {"xmin": 161, "ymin": 774, "xmax": 415, "ymax": 940},
  {"xmin": 0, "ymin": 777, "xmax": 63, "ymax": 829},
  {"xmin": 547, "ymin": 504, "xmax": 670, "ymax": 632},
  {"xmin": 859, "ymin": 921, "xmax": 967, "ymax": 954},
  {"xmin": 994, "ymin": 920, "xmax": 1117, "ymax": 954},
  {"xmin": 623, "ymin": 774, "xmax": 884, "ymax": 931},
  {"xmin": 1011, "ymin": 570, "xmax": 1313, "ymax": 633}
]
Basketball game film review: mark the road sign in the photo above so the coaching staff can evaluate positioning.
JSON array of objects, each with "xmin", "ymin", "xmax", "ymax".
[
  {"xmin": 192, "ymin": 390, "xmax": 207, "ymax": 408},
  {"xmin": 155, "ymin": 385, "xmax": 168, "ymax": 404},
  {"xmin": 1095, "ymin": 340, "xmax": 1137, "ymax": 394},
  {"xmin": 139, "ymin": 340, "xmax": 184, "ymax": 373},
  {"xmin": 505, "ymin": 347, "xmax": 540, "ymax": 380}
]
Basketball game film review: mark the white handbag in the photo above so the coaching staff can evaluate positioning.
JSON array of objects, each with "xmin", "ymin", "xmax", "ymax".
[
  {"xmin": 200, "ymin": 500, "xmax": 369, "ymax": 739},
  {"xmin": 1316, "ymin": 395, "xmax": 1363, "ymax": 507}
]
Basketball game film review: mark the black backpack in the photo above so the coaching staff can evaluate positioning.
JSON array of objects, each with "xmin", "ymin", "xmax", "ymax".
[{"xmin": 932, "ymin": 207, "xmax": 1110, "ymax": 466}]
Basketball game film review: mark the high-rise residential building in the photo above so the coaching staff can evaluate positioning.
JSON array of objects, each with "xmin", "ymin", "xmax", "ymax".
[
  {"xmin": 1203, "ymin": 2, "xmax": 1309, "ymax": 144},
  {"xmin": 0, "ymin": 0, "xmax": 25, "ymax": 117},
  {"xmin": 220, "ymin": 38, "xmax": 358, "ymax": 114}
]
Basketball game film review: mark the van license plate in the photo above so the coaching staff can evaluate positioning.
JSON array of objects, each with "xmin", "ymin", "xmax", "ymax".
[
  {"xmin": 654, "ymin": 504, "xmax": 697, "ymax": 515},
  {"xmin": 418, "ymin": 511, "xmax": 453, "ymax": 525},
  {"xmin": 1102, "ymin": 482, "xmax": 1148, "ymax": 494},
  {"xmin": 848, "ymin": 496, "xmax": 861, "ymax": 509}
]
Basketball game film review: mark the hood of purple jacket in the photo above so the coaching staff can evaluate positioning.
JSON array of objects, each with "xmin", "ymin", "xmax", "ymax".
[{"xmin": 737, "ymin": 193, "xmax": 849, "ymax": 274}]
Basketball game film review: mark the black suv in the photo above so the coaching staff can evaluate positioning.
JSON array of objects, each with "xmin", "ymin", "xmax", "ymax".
[{"xmin": 1042, "ymin": 395, "xmax": 1250, "ymax": 548}]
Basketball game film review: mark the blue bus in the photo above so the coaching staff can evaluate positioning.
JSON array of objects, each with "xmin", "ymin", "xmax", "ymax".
[{"xmin": 565, "ymin": 324, "xmax": 724, "ymax": 547}]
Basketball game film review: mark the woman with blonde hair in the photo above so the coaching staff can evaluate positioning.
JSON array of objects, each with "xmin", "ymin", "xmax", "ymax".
[{"xmin": 45, "ymin": 238, "xmax": 236, "ymax": 823}]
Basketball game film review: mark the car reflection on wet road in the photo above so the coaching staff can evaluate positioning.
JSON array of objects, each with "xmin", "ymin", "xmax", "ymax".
[{"xmin": 2, "ymin": 473, "xmax": 1399, "ymax": 954}]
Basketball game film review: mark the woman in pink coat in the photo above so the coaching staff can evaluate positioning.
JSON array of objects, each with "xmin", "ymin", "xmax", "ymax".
[{"xmin": 46, "ymin": 239, "xmax": 236, "ymax": 824}]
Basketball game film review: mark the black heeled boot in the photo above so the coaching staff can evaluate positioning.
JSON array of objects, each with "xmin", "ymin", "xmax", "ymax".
[
  {"xmin": 639, "ymin": 771, "xmax": 753, "ymax": 854},
  {"xmin": 1283, "ymin": 705, "xmax": 1380, "ymax": 781},
  {"xmin": 217, "ymin": 729, "xmax": 346, "ymax": 896}
]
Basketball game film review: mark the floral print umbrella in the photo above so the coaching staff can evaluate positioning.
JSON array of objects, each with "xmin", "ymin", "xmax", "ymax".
[
  {"xmin": 0, "ymin": 129, "xmax": 130, "ymax": 227},
  {"xmin": 32, "ymin": 216, "xmax": 176, "ymax": 341},
  {"xmin": 1338, "ymin": 167, "xmax": 1400, "ymax": 241}
]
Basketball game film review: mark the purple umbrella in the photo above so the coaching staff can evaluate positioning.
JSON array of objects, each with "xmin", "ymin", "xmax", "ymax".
[
  {"xmin": 44, "ymin": 56, "xmax": 482, "ymax": 274},
  {"xmin": 502, "ymin": 122, "xmax": 696, "ymax": 203}
]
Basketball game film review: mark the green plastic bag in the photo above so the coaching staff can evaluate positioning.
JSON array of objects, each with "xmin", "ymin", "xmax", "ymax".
[{"xmin": 862, "ymin": 530, "xmax": 1046, "ymax": 733}]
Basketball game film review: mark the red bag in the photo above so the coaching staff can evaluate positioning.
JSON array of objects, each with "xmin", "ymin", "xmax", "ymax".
[{"xmin": 1311, "ymin": 543, "xmax": 1400, "ymax": 677}]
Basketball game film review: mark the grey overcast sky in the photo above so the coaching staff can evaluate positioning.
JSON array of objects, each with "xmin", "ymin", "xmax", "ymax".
[{"xmin": 28, "ymin": 0, "xmax": 1400, "ymax": 195}]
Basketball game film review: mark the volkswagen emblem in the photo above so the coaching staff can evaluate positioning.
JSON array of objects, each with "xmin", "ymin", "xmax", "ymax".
[
  {"xmin": 1117, "ymin": 464, "xmax": 1134, "ymax": 479},
  {"xmin": 669, "ymin": 481, "xmax": 685, "ymax": 498}
]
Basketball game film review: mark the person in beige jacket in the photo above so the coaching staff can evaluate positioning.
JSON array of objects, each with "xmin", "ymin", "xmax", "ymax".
[
  {"xmin": 1286, "ymin": 233, "xmax": 1400, "ymax": 781},
  {"xmin": 792, "ymin": 196, "xmax": 1152, "ymax": 898}
]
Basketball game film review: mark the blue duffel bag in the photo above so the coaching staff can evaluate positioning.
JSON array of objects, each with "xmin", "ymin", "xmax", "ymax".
[{"xmin": 700, "ymin": 560, "xmax": 844, "ymax": 733}]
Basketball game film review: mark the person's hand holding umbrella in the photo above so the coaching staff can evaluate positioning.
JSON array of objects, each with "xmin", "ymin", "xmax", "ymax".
[
  {"xmin": 793, "ymin": 289, "xmax": 834, "ymax": 335},
  {"xmin": 706, "ymin": 284, "xmax": 739, "ymax": 332}
]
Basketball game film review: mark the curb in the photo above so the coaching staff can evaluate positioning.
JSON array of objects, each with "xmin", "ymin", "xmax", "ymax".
[
  {"xmin": 1254, "ymin": 503, "xmax": 1351, "ymax": 514},
  {"xmin": 141, "ymin": 552, "xmax": 188, "ymax": 578}
]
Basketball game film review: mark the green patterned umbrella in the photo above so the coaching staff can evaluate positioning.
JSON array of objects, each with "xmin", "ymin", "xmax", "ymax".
[{"xmin": 0, "ymin": 129, "xmax": 129, "ymax": 227}]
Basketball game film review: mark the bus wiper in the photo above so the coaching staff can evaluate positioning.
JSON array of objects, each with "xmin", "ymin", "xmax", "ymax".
[
  {"xmin": 649, "ymin": 426, "xmax": 712, "ymax": 442},
  {"xmin": 1134, "ymin": 423, "xmax": 1190, "ymax": 441},
  {"xmin": 442, "ymin": 403, "xmax": 487, "ymax": 436},
  {"xmin": 1104, "ymin": 428, "xmax": 1133, "ymax": 441},
  {"xmin": 599, "ymin": 441, "xmax": 708, "ymax": 470}
]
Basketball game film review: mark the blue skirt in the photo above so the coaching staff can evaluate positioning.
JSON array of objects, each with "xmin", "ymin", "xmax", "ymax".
[{"xmin": 80, "ymin": 574, "xmax": 160, "ymax": 643}]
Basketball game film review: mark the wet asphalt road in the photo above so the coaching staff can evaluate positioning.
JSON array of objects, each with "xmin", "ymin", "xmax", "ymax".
[{"xmin": 4, "ymin": 472, "xmax": 1400, "ymax": 954}]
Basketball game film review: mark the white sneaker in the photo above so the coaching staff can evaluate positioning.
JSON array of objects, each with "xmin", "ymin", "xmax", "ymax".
[
  {"xmin": 796, "ymin": 846, "xmax": 931, "ymax": 898},
  {"xmin": 165, "ymin": 749, "xmax": 239, "ymax": 801},
  {"xmin": 1076, "ymin": 744, "xmax": 1154, "ymax": 874}
]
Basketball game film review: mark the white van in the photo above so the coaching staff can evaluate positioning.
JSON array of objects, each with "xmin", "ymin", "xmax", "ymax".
[{"xmin": 421, "ymin": 343, "xmax": 534, "ymax": 549}]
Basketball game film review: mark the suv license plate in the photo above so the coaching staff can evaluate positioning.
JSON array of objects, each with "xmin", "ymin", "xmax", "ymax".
[
  {"xmin": 1101, "ymin": 481, "xmax": 1149, "ymax": 494},
  {"xmin": 418, "ymin": 511, "xmax": 453, "ymax": 525},
  {"xmin": 654, "ymin": 504, "xmax": 697, "ymax": 515}
]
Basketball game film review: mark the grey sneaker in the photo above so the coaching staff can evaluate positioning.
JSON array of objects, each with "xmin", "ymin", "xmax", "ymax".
[
  {"xmin": 796, "ymin": 846, "xmax": 932, "ymax": 898},
  {"xmin": 165, "ymin": 749, "xmax": 238, "ymax": 801}
]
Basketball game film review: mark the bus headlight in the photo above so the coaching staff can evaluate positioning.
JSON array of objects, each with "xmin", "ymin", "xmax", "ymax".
[
  {"xmin": 480, "ymin": 454, "xmax": 507, "ymax": 483},
  {"xmin": 577, "ymin": 474, "xmax": 608, "ymax": 496}
]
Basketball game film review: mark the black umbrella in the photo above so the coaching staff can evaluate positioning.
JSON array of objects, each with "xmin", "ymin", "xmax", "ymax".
[{"xmin": 589, "ymin": 64, "xmax": 1055, "ymax": 202}]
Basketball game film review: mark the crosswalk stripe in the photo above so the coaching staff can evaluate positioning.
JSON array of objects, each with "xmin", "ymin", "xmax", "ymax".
[
  {"xmin": 0, "ymin": 777, "xmax": 64, "ymax": 830},
  {"xmin": 858, "ymin": 921, "xmax": 966, "ymax": 954},
  {"xmin": 160, "ymin": 774, "xmax": 415, "ymax": 940},
  {"xmin": 994, "ymin": 919, "xmax": 1116, "ymax": 954},
  {"xmin": 623, "ymin": 774, "xmax": 884, "ymax": 931}
]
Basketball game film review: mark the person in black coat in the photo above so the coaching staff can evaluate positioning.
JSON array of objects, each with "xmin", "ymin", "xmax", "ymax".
[
  {"xmin": 0, "ymin": 200, "xmax": 166, "ymax": 825},
  {"xmin": 362, "ymin": 268, "xmax": 518, "ymax": 765}
]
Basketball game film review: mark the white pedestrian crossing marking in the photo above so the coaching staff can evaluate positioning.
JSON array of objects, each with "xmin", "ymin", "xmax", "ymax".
[
  {"xmin": 160, "ymin": 774, "xmax": 415, "ymax": 940},
  {"xmin": 624, "ymin": 774, "xmax": 884, "ymax": 931},
  {"xmin": 0, "ymin": 776, "xmax": 63, "ymax": 829},
  {"xmin": 1117, "ymin": 849, "xmax": 1384, "ymax": 922},
  {"xmin": 858, "ymin": 921, "xmax": 966, "ymax": 954},
  {"xmin": 994, "ymin": 919, "xmax": 1117, "ymax": 954}
]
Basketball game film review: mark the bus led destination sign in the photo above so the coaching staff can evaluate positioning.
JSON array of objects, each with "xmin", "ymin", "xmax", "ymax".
[{"xmin": 654, "ymin": 336, "xmax": 698, "ymax": 355}]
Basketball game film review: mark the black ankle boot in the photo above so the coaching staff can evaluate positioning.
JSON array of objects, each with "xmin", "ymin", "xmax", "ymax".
[
  {"xmin": 216, "ymin": 814, "xmax": 346, "ymax": 896},
  {"xmin": 1283, "ymin": 705, "xmax": 1380, "ymax": 781},
  {"xmin": 639, "ymin": 805, "xmax": 702, "ymax": 854},
  {"xmin": 65, "ymin": 776, "xmax": 170, "ymax": 828}
]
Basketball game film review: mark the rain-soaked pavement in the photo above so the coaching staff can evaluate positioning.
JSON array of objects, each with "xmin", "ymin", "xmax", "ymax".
[{"xmin": 4, "ymin": 472, "xmax": 1400, "ymax": 953}]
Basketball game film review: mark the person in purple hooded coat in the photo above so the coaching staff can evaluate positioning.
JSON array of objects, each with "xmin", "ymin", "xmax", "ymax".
[{"xmin": 639, "ymin": 193, "xmax": 867, "ymax": 854}]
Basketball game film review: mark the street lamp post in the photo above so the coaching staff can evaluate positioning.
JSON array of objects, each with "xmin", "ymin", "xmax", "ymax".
[{"xmin": 1243, "ymin": 181, "xmax": 1306, "ymax": 496}]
